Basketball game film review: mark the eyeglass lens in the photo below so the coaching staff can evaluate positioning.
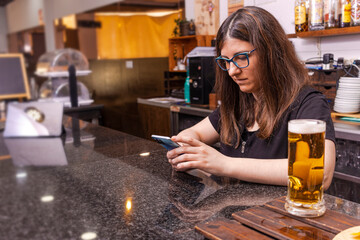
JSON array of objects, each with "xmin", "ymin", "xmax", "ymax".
[{"xmin": 217, "ymin": 54, "xmax": 249, "ymax": 70}]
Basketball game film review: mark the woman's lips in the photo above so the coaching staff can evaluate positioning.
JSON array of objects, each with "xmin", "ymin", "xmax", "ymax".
[{"xmin": 234, "ymin": 78, "xmax": 247, "ymax": 82}]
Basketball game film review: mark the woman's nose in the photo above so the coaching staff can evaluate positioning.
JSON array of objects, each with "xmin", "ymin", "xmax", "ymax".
[{"xmin": 228, "ymin": 62, "xmax": 242, "ymax": 75}]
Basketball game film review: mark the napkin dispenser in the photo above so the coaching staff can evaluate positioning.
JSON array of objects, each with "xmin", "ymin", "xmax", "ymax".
[{"xmin": 3, "ymin": 101, "xmax": 63, "ymax": 137}]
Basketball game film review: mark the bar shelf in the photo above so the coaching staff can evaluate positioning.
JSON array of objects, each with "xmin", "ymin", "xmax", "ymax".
[{"xmin": 287, "ymin": 26, "xmax": 360, "ymax": 38}]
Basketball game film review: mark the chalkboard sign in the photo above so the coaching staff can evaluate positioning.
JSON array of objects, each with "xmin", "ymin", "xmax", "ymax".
[{"xmin": 0, "ymin": 54, "xmax": 31, "ymax": 100}]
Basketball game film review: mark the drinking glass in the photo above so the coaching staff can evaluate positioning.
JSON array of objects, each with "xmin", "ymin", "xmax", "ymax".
[{"xmin": 285, "ymin": 119, "xmax": 326, "ymax": 217}]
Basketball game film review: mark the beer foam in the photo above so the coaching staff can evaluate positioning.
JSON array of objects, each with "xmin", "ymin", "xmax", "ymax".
[{"xmin": 288, "ymin": 119, "xmax": 326, "ymax": 134}]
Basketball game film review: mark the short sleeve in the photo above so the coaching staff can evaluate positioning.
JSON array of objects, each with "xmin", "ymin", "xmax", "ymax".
[
  {"xmin": 295, "ymin": 91, "xmax": 336, "ymax": 143},
  {"xmin": 208, "ymin": 107, "xmax": 221, "ymax": 133}
]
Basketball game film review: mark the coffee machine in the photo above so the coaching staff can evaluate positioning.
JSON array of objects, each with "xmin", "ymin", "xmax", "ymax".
[{"xmin": 187, "ymin": 47, "xmax": 216, "ymax": 105}]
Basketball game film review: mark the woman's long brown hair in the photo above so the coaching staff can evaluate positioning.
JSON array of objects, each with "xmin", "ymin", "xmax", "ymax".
[{"xmin": 215, "ymin": 6, "xmax": 309, "ymax": 148}]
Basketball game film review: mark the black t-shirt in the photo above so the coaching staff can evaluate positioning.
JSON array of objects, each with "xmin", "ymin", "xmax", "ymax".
[{"xmin": 208, "ymin": 86, "xmax": 336, "ymax": 159}]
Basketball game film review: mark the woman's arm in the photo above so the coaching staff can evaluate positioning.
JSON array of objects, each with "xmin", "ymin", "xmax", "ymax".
[
  {"xmin": 323, "ymin": 139, "xmax": 335, "ymax": 190},
  {"xmin": 168, "ymin": 133, "xmax": 336, "ymax": 188},
  {"xmin": 168, "ymin": 138, "xmax": 288, "ymax": 185},
  {"xmin": 175, "ymin": 117, "xmax": 220, "ymax": 146}
]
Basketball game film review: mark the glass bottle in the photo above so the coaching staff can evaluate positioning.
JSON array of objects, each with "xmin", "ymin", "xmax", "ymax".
[
  {"xmin": 295, "ymin": 0, "xmax": 309, "ymax": 32},
  {"xmin": 184, "ymin": 69, "xmax": 190, "ymax": 103},
  {"xmin": 351, "ymin": 0, "xmax": 360, "ymax": 26},
  {"xmin": 309, "ymin": 0, "xmax": 325, "ymax": 30},
  {"xmin": 324, "ymin": 0, "xmax": 338, "ymax": 28},
  {"xmin": 339, "ymin": 0, "xmax": 352, "ymax": 27}
]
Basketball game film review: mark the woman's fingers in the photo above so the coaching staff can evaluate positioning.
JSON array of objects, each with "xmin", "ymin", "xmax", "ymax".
[
  {"xmin": 167, "ymin": 136, "xmax": 204, "ymax": 159},
  {"xmin": 171, "ymin": 136, "xmax": 203, "ymax": 147},
  {"xmin": 174, "ymin": 160, "xmax": 195, "ymax": 171},
  {"xmin": 168, "ymin": 153, "xmax": 200, "ymax": 171},
  {"xmin": 171, "ymin": 153, "xmax": 198, "ymax": 165},
  {"xmin": 167, "ymin": 145, "xmax": 198, "ymax": 159},
  {"xmin": 166, "ymin": 136, "xmax": 210, "ymax": 172}
]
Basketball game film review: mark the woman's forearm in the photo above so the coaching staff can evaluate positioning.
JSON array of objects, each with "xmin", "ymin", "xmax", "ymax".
[
  {"xmin": 323, "ymin": 140, "xmax": 336, "ymax": 190},
  {"xmin": 174, "ymin": 117, "xmax": 220, "ymax": 145},
  {"xmin": 224, "ymin": 157, "xmax": 288, "ymax": 186},
  {"xmin": 176, "ymin": 128, "xmax": 201, "ymax": 140},
  {"xmin": 222, "ymin": 140, "xmax": 335, "ymax": 188}
]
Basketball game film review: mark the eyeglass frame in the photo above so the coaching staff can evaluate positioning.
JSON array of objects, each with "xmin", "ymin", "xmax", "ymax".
[{"xmin": 215, "ymin": 48, "xmax": 256, "ymax": 71}]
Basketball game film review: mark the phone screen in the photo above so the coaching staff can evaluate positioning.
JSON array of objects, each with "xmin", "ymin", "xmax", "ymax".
[{"xmin": 151, "ymin": 135, "xmax": 180, "ymax": 151}]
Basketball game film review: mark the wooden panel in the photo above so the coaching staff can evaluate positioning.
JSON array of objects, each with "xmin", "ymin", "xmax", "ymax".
[
  {"xmin": 264, "ymin": 196, "xmax": 360, "ymax": 234},
  {"xmin": 331, "ymin": 112, "xmax": 360, "ymax": 119},
  {"xmin": 313, "ymin": 84, "xmax": 337, "ymax": 101},
  {"xmin": 195, "ymin": 217, "xmax": 273, "ymax": 240},
  {"xmin": 138, "ymin": 103, "xmax": 170, "ymax": 140},
  {"xmin": 65, "ymin": 29, "xmax": 79, "ymax": 49},
  {"xmin": 0, "ymin": 155, "xmax": 11, "ymax": 161},
  {"xmin": 309, "ymin": 70, "xmax": 339, "ymax": 103},
  {"xmin": 228, "ymin": 0, "xmax": 243, "ymax": 15},
  {"xmin": 232, "ymin": 206, "xmax": 335, "ymax": 240},
  {"xmin": 7, "ymin": 33, "xmax": 21, "ymax": 53},
  {"xmin": 169, "ymin": 37, "xmax": 197, "ymax": 71},
  {"xmin": 309, "ymin": 70, "xmax": 339, "ymax": 86},
  {"xmin": 196, "ymin": 197, "xmax": 360, "ymax": 240},
  {"xmin": 204, "ymin": 34, "xmax": 216, "ymax": 46},
  {"xmin": 194, "ymin": 0, "xmax": 219, "ymax": 35},
  {"xmin": 80, "ymin": 58, "xmax": 167, "ymax": 137},
  {"xmin": 168, "ymin": 35, "xmax": 215, "ymax": 71}
]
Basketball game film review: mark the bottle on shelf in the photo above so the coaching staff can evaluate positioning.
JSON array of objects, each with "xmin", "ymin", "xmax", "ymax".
[
  {"xmin": 339, "ymin": 0, "xmax": 352, "ymax": 27},
  {"xmin": 351, "ymin": 0, "xmax": 360, "ymax": 26},
  {"xmin": 184, "ymin": 67, "xmax": 190, "ymax": 104},
  {"xmin": 324, "ymin": 0, "xmax": 338, "ymax": 28},
  {"xmin": 295, "ymin": 0, "xmax": 309, "ymax": 32},
  {"xmin": 309, "ymin": 0, "xmax": 325, "ymax": 30}
]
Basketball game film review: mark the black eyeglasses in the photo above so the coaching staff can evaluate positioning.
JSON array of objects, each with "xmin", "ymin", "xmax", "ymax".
[{"xmin": 215, "ymin": 48, "xmax": 256, "ymax": 71}]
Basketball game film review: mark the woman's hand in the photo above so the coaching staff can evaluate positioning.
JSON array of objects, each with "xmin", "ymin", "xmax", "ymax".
[{"xmin": 166, "ymin": 135, "xmax": 230, "ymax": 176}]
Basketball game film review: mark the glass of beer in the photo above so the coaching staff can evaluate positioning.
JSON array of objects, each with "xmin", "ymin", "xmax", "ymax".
[{"xmin": 285, "ymin": 119, "xmax": 326, "ymax": 217}]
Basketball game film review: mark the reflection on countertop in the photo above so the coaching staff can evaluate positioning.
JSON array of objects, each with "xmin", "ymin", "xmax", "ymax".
[
  {"xmin": 4, "ymin": 137, "xmax": 67, "ymax": 167},
  {"xmin": 0, "ymin": 117, "xmax": 359, "ymax": 239}
]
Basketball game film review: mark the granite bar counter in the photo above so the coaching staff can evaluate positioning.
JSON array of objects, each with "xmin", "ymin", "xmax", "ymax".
[{"xmin": 0, "ymin": 117, "xmax": 359, "ymax": 240}]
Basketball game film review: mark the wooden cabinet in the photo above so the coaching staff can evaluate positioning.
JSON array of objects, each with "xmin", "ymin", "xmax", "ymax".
[
  {"xmin": 164, "ymin": 71, "xmax": 187, "ymax": 97},
  {"xmin": 138, "ymin": 103, "xmax": 170, "ymax": 140},
  {"xmin": 168, "ymin": 35, "xmax": 215, "ymax": 72},
  {"xmin": 309, "ymin": 70, "xmax": 339, "ymax": 105}
]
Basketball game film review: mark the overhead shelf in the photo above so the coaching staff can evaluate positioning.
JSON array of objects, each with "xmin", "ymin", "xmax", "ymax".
[
  {"xmin": 287, "ymin": 26, "xmax": 360, "ymax": 38},
  {"xmin": 35, "ymin": 70, "xmax": 92, "ymax": 78}
]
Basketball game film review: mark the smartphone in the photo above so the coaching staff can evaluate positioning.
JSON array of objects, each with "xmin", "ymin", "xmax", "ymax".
[{"xmin": 151, "ymin": 135, "xmax": 180, "ymax": 151}]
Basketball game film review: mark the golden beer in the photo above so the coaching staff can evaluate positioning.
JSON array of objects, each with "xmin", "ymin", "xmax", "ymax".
[{"xmin": 285, "ymin": 119, "xmax": 326, "ymax": 217}]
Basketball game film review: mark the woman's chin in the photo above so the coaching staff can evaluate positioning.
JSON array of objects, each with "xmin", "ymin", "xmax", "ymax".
[
  {"xmin": 238, "ymin": 84, "xmax": 259, "ymax": 95},
  {"xmin": 238, "ymin": 85, "xmax": 253, "ymax": 94}
]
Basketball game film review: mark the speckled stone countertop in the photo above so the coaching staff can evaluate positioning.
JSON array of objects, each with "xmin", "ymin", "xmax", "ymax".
[{"xmin": 0, "ymin": 117, "xmax": 359, "ymax": 240}]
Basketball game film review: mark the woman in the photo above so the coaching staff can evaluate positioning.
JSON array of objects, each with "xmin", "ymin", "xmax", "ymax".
[{"xmin": 167, "ymin": 6, "xmax": 336, "ymax": 189}]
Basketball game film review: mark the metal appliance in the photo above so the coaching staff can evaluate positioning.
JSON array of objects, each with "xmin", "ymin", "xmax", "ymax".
[{"xmin": 187, "ymin": 47, "xmax": 216, "ymax": 105}]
